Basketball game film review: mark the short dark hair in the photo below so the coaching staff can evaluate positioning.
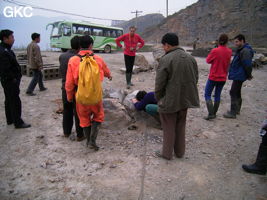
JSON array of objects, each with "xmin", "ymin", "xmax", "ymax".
[
  {"xmin": 218, "ymin": 34, "xmax": 229, "ymax": 45},
  {"xmin": 0, "ymin": 29, "xmax": 13, "ymax": 41},
  {"xmin": 129, "ymin": 26, "xmax": 136, "ymax": 30},
  {"xmin": 70, "ymin": 36, "xmax": 80, "ymax": 50},
  {"xmin": 80, "ymin": 35, "xmax": 94, "ymax": 49},
  {"xmin": 31, "ymin": 33, "xmax": 40, "ymax": 40},
  {"xmin": 161, "ymin": 33, "xmax": 179, "ymax": 46},
  {"xmin": 136, "ymin": 91, "xmax": 147, "ymax": 101},
  {"xmin": 234, "ymin": 34, "xmax": 246, "ymax": 43}
]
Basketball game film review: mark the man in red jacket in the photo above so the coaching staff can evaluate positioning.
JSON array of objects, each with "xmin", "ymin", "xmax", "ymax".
[
  {"xmin": 115, "ymin": 26, "xmax": 144, "ymax": 89},
  {"xmin": 204, "ymin": 34, "xmax": 232, "ymax": 120}
]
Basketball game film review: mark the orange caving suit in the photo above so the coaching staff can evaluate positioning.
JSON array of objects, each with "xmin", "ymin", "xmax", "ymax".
[{"xmin": 65, "ymin": 50, "xmax": 111, "ymax": 127}]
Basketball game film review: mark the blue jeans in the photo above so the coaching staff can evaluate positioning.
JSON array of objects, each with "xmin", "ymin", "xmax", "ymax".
[
  {"xmin": 27, "ymin": 69, "xmax": 45, "ymax": 93},
  {"xmin": 145, "ymin": 104, "xmax": 158, "ymax": 116},
  {"xmin": 204, "ymin": 79, "xmax": 225, "ymax": 102}
]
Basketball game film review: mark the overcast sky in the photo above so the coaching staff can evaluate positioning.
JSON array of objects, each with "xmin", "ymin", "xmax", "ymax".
[{"xmin": 1, "ymin": 0, "xmax": 198, "ymax": 22}]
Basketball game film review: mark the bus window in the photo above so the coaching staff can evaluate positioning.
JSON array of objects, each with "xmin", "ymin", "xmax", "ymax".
[
  {"xmin": 63, "ymin": 25, "xmax": 71, "ymax": 36},
  {"xmin": 110, "ymin": 30, "xmax": 116, "ymax": 38},
  {"xmin": 77, "ymin": 26, "xmax": 84, "ymax": 35},
  {"xmin": 84, "ymin": 27, "xmax": 91, "ymax": 35},
  {"xmin": 72, "ymin": 26, "xmax": 77, "ymax": 34},
  {"xmin": 116, "ymin": 30, "xmax": 123, "ymax": 37},
  {"xmin": 103, "ymin": 30, "xmax": 110, "ymax": 37},
  {"xmin": 92, "ymin": 28, "xmax": 103, "ymax": 36}
]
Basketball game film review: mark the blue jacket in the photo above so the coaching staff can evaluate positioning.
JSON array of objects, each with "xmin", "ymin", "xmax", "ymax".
[
  {"xmin": 228, "ymin": 43, "xmax": 254, "ymax": 81},
  {"xmin": 134, "ymin": 92, "xmax": 157, "ymax": 111}
]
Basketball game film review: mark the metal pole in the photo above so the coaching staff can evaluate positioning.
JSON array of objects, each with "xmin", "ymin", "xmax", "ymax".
[
  {"xmin": 131, "ymin": 10, "xmax": 143, "ymax": 28},
  {"xmin": 166, "ymin": 0, "xmax": 168, "ymax": 17}
]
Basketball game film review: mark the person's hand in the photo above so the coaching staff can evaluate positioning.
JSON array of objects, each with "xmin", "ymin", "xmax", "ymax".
[
  {"xmin": 108, "ymin": 76, "xmax": 112, "ymax": 81},
  {"xmin": 248, "ymin": 75, "xmax": 253, "ymax": 81},
  {"xmin": 132, "ymin": 98, "xmax": 138, "ymax": 103}
]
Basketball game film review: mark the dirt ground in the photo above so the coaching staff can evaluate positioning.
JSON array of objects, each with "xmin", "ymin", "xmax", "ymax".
[{"xmin": 0, "ymin": 49, "xmax": 267, "ymax": 200}]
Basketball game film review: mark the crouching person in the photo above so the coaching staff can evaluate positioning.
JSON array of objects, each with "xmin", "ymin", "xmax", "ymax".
[
  {"xmin": 132, "ymin": 90, "xmax": 159, "ymax": 121},
  {"xmin": 65, "ymin": 35, "xmax": 112, "ymax": 150}
]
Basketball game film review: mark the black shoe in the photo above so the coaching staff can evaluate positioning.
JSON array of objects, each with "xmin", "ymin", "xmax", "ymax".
[
  {"xmin": 26, "ymin": 92, "xmax": 36, "ymax": 96},
  {"xmin": 7, "ymin": 121, "xmax": 13, "ymax": 125},
  {"xmin": 242, "ymin": 164, "xmax": 266, "ymax": 175},
  {"xmin": 40, "ymin": 87, "xmax": 47, "ymax": 91},
  {"xmin": 15, "ymin": 123, "xmax": 31, "ymax": 129}
]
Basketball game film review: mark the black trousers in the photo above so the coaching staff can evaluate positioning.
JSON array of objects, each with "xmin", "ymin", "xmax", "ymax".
[
  {"xmin": 62, "ymin": 89, "xmax": 83, "ymax": 137},
  {"xmin": 230, "ymin": 80, "xmax": 244, "ymax": 100},
  {"xmin": 1, "ymin": 78, "xmax": 24, "ymax": 126},
  {"xmin": 262, "ymin": 134, "xmax": 267, "ymax": 146},
  {"xmin": 124, "ymin": 54, "xmax": 135, "ymax": 73}
]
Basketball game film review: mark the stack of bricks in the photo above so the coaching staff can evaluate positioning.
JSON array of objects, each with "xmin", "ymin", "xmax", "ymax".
[
  {"xmin": 43, "ymin": 66, "xmax": 61, "ymax": 80},
  {"xmin": 17, "ymin": 54, "xmax": 28, "ymax": 75},
  {"xmin": 17, "ymin": 53, "xmax": 61, "ymax": 80}
]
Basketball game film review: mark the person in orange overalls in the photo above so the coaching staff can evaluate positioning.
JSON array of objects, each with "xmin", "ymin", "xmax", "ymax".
[{"xmin": 65, "ymin": 35, "xmax": 112, "ymax": 150}]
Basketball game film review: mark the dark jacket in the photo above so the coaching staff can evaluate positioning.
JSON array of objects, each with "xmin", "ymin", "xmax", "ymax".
[
  {"xmin": 59, "ymin": 49, "xmax": 77, "ymax": 89},
  {"xmin": 228, "ymin": 43, "xmax": 254, "ymax": 81},
  {"xmin": 0, "ymin": 42, "xmax": 22, "ymax": 81},
  {"xmin": 155, "ymin": 47, "xmax": 200, "ymax": 113},
  {"xmin": 134, "ymin": 92, "xmax": 157, "ymax": 111}
]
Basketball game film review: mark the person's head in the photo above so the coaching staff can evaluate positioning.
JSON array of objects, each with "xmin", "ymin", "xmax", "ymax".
[
  {"xmin": 136, "ymin": 90, "xmax": 147, "ymax": 101},
  {"xmin": 31, "ymin": 33, "xmax": 40, "ymax": 43},
  {"xmin": 0, "ymin": 29, "xmax": 14, "ymax": 46},
  {"xmin": 129, "ymin": 26, "xmax": 136, "ymax": 37},
  {"xmin": 70, "ymin": 36, "xmax": 80, "ymax": 50},
  {"xmin": 218, "ymin": 34, "xmax": 229, "ymax": 46},
  {"xmin": 161, "ymin": 33, "xmax": 179, "ymax": 52},
  {"xmin": 80, "ymin": 35, "xmax": 94, "ymax": 49},
  {"xmin": 234, "ymin": 34, "xmax": 246, "ymax": 48}
]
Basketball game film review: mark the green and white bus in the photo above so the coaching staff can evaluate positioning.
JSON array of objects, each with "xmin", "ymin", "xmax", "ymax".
[{"xmin": 46, "ymin": 21, "xmax": 123, "ymax": 53}]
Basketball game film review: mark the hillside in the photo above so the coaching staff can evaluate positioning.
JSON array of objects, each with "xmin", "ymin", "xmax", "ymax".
[
  {"xmin": 116, "ymin": 13, "xmax": 164, "ymax": 34},
  {"xmin": 141, "ymin": 0, "xmax": 267, "ymax": 47}
]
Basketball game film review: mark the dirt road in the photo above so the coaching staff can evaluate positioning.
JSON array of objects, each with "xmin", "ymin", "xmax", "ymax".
[{"xmin": 0, "ymin": 51, "xmax": 266, "ymax": 200}]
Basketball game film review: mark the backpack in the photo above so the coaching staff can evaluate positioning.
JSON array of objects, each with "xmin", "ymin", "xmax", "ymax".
[{"xmin": 75, "ymin": 53, "xmax": 102, "ymax": 105}]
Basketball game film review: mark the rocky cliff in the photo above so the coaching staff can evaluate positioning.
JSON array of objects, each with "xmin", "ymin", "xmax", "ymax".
[
  {"xmin": 117, "ymin": 13, "xmax": 164, "ymax": 34},
  {"xmin": 141, "ymin": 0, "xmax": 267, "ymax": 48}
]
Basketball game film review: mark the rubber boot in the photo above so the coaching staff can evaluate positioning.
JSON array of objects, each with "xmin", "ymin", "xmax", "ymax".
[
  {"xmin": 129, "ymin": 73, "xmax": 134, "ymax": 86},
  {"xmin": 204, "ymin": 100, "xmax": 215, "ymax": 120},
  {"xmin": 236, "ymin": 98, "xmax": 242, "ymax": 115},
  {"xmin": 242, "ymin": 144, "xmax": 267, "ymax": 175},
  {"xmin": 90, "ymin": 121, "xmax": 101, "ymax": 151},
  {"xmin": 213, "ymin": 101, "xmax": 220, "ymax": 116},
  {"xmin": 126, "ymin": 73, "xmax": 131, "ymax": 89},
  {"xmin": 83, "ymin": 126, "xmax": 91, "ymax": 147},
  {"xmin": 223, "ymin": 99, "xmax": 237, "ymax": 119}
]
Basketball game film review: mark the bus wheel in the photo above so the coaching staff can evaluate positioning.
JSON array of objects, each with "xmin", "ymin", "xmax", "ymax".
[
  {"xmin": 61, "ymin": 48, "xmax": 68, "ymax": 52},
  {"xmin": 104, "ymin": 45, "xmax": 111, "ymax": 53}
]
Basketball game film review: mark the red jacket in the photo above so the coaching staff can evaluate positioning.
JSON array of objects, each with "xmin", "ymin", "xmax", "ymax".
[
  {"xmin": 206, "ymin": 45, "xmax": 232, "ymax": 81},
  {"xmin": 115, "ymin": 33, "xmax": 145, "ymax": 56}
]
